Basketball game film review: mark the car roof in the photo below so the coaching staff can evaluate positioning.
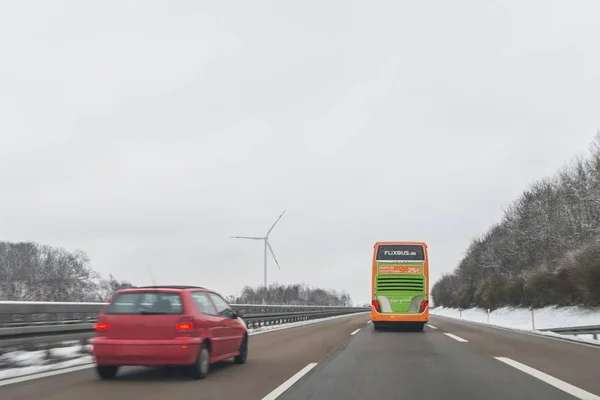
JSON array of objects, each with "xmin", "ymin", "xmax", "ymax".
[
  {"xmin": 117, "ymin": 285, "xmax": 206, "ymax": 293},
  {"xmin": 134, "ymin": 285, "xmax": 205, "ymax": 290}
]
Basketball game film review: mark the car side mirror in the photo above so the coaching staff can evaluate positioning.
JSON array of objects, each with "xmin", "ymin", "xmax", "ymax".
[{"xmin": 232, "ymin": 310, "xmax": 243, "ymax": 319}]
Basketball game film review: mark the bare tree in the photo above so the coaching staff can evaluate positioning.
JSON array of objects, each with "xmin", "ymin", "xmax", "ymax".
[
  {"xmin": 230, "ymin": 282, "xmax": 353, "ymax": 306},
  {"xmin": 0, "ymin": 241, "xmax": 131, "ymax": 302},
  {"xmin": 432, "ymin": 133, "xmax": 600, "ymax": 309}
]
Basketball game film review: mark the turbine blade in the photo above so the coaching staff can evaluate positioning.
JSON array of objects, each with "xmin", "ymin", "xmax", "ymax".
[
  {"xmin": 266, "ymin": 210, "xmax": 286, "ymax": 237},
  {"xmin": 266, "ymin": 240, "xmax": 281, "ymax": 270},
  {"xmin": 230, "ymin": 236, "xmax": 264, "ymax": 240}
]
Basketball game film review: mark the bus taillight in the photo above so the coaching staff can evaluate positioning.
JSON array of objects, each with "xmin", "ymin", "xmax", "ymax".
[
  {"xmin": 372, "ymin": 299, "xmax": 381, "ymax": 313},
  {"xmin": 419, "ymin": 300, "xmax": 429, "ymax": 313}
]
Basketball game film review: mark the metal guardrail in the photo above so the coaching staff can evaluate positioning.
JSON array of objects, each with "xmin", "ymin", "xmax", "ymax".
[
  {"xmin": 538, "ymin": 325, "xmax": 600, "ymax": 340},
  {"xmin": 0, "ymin": 301, "xmax": 369, "ymax": 351}
]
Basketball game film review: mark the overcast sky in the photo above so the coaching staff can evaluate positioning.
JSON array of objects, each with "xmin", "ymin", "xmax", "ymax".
[{"xmin": 1, "ymin": 1, "xmax": 599, "ymax": 305}]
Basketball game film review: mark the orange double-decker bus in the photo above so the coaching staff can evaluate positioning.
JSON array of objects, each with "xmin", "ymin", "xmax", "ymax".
[{"xmin": 371, "ymin": 241, "xmax": 429, "ymax": 331}]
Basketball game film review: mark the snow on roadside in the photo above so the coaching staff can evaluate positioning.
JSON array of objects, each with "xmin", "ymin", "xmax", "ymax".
[
  {"xmin": 0, "ymin": 350, "xmax": 46, "ymax": 368},
  {"xmin": 431, "ymin": 305, "xmax": 600, "ymax": 344},
  {"xmin": 0, "ymin": 311, "xmax": 368, "ymax": 381},
  {"xmin": 51, "ymin": 345, "xmax": 91, "ymax": 359},
  {"xmin": 0, "ymin": 355, "xmax": 93, "ymax": 381}
]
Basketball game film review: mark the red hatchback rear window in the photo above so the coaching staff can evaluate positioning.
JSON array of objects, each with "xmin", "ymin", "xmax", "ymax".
[{"xmin": 106, "ymin": 292, "xmax": 183, "ymax": 315}]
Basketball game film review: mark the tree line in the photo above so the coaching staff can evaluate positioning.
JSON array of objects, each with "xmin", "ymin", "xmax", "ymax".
[
  {"xmin": 226, "ymin": 283, "xmax": 353, "ymax": 306},
  {"xmin": 432, "ymin": 133, "xmax": 600, "ymax": 310},
  {"xmin": 0, "ymin": 241, "xmax": 134, "ymax": 302},
  {"xmin": 0, "ymin": 241, "xmax": 353, "ymax": 306}
]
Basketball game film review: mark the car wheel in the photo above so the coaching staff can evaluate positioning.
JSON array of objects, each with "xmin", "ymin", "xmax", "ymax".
[
  {"xmin": 190, "ymin": 342, "xmax": 210, "ymax": 380},
  {"xmin": 234, "ymin": 335, "xmax": 248, "ymax": 364},
  {"xmin": 96, "ymin": 365, "xmax": 118, "ymax": 380}
]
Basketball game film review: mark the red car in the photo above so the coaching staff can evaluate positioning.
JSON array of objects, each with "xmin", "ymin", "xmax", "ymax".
[{"xmin": 90, "ymin": 285, "xmax": 248, "ymax": 380}]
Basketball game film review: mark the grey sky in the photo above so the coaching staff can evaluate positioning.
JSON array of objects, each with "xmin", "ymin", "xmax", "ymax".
[{"xmin": 1, "ymin": 1, "xmax": 599, "ymax": 305}]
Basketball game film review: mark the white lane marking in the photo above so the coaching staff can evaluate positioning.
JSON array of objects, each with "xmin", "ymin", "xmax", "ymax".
[
  {"xmin": 443, "ymin": 333, "xmax": 469, "ymax": 342},
  {"xmin": 261, "ymin": 362, "xmax": 318, "ymax": 400},
  {"xmin": 494, "ymin": 357, "xmax": 600, "ymax": 400},
  {"xmin": 351, "ymin": 328, "xmax": 361, "ymax": 335},
  {"xmin": 0, "ymin": 364, "xmax": 94, "ymax": 387},
  {"xmin": 432, "ymin": 315, "xmax": 600, "ymax": 350},
  {"xmin": 367, "ymin": 320, "xmax": 371, "ymax": 324},
  {"xmin": 427, "ymin": 324, "xmax": 438, "ymax": 330}
]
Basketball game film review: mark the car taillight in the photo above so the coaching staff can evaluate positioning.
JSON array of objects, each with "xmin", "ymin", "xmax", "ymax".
[
  {"xmin": 372, "ymin": 299, "xmax": 381, "ymax": 313},
  {"xmin": 94, "ymin": 322, "xmax": 109, "ymax": 331},
  {"xmin": 176, "ymin": 317, "xmax": 195, "ymax": 333},
  {"xmin": 419, "ymin": 300, "xmax": 429, "ymax": 313}
]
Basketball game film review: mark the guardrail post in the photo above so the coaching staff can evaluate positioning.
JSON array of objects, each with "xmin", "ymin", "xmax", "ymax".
[
  {"xmin": 530, "ymin": 307, "xmax": 535, "ymax": 330},
  {"xmin": 44, "ymin": 343, "xmax": 53, "ymax": 361},
  {"xmin": 487, "ymin": 309, "xmax": 490, "ymax": 324},
  {"xmin": 80, "ymin": 338, "xmax": 89, "ymax": 354}
]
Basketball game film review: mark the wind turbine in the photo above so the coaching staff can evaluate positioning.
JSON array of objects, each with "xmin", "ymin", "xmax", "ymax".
[{"xmin": 231, "ymin": 210, "xmax": 285, "ymax": 289}]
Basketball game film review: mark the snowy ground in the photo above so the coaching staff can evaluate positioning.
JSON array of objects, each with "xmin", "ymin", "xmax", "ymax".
[
  {"xmin": 0, "ymin": 312, "xmax": 368, "ymax": 381},
  {"xmin": 431, "ymin": 305, "xmax": 600, "ymax": 344}
]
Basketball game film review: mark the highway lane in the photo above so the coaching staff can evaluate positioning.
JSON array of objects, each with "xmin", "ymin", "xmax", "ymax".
[
  {"xmin": 431, "ymin": 315, "xmax": 600, "ymax": 396},
  {"xmin": 279, "ymin": 316, "xmax": 600, "ymax": 400},
  {"xmin": 0, "ymin": 313, "xmax": 369, "ymax": 400},
  {"xmin": 4, "ymin": 313, "xmax": 600, "ymax": 400}
]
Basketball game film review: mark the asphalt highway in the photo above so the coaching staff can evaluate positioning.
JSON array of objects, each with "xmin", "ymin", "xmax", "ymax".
[
  {"xmin": 2, "ymin": 313, "xmax": 600, "ymax": 400},
  {"xmin": 0, "ymin": 314, "xmax": 369, "ymax": 400},
  {"xmin": 280, "ymin": 316, "xmax": 600, "ymax": 400}
]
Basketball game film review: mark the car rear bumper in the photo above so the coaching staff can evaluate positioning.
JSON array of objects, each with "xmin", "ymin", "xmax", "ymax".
[
  {"xmin": 90, "ymin": 337, "xmax": 203, "ymax": 366},
  {"xmin": 370, "ymin": 309, "xmax": 429, "ymax": 323}
]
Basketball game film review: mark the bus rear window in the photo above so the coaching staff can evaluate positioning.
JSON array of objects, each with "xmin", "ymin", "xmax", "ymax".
[{"xmin": 106, "ymin": 292, "xmax": 183, "ymax": 315}]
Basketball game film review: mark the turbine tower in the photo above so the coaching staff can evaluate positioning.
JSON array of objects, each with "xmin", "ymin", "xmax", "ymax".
[{"xmin": 231, "ymin": 210, "xmax": 286, "ymax": 289}]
